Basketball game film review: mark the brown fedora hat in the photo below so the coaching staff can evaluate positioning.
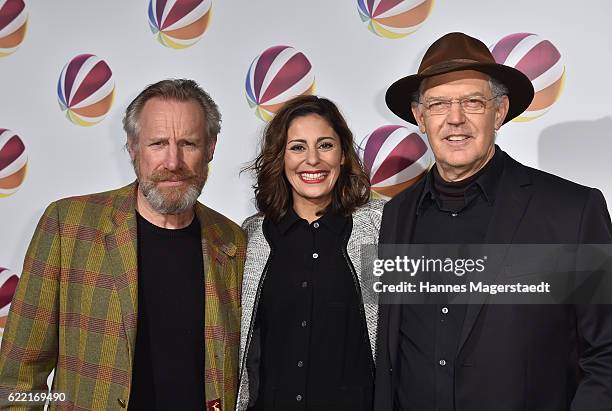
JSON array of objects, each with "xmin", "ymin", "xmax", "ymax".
[{"xmin": 385, "ymin": 32, "xmax": 534, "ymax": 125}]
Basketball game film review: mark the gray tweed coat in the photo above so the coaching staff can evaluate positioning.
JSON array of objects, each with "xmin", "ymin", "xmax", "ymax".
[{"xmin": 236, "ymin": 200, "xmax": 385, "ymax": 410}]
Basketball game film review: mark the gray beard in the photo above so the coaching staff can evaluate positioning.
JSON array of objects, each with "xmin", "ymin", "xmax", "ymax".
[
  {"xmin": 139, "ymin": 179, "xmax": 203, "ymax": 215},
  {"xmin": 132, "ymin": 155, "xmax": 208, "ymax": 215}
]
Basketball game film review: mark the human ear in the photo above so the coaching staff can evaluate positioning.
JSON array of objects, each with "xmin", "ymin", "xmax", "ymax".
[
  {"xmin": 495, "ymin": 96, "xmax": 510, "ymax": 130},
  {"xmin": 411, "ymin": 102, "xmax": 426, "ymax": 133}
]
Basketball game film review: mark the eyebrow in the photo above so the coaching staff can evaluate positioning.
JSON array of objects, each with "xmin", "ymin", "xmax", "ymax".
[
  {"xmin": 424, "ymin": 92, "xmax": 487, "ymax": 100},
  {"xmin": 146, "ymin": 135, "xmax": 201, "ymax": 143},
  {"xmin": 287, "ymin": 136, "xmax": 336, "ymax": 144}
]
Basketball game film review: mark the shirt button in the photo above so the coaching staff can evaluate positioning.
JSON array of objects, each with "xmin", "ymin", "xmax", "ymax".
[
  {"xmin": 441, "ymin": 307, "xmax": 449, "ymax": 314},
  {"xmin": 439, "ymin": 359, "xmax": 447, "ymax": 366},
  {"xmin": 451, "ymin": 212, "xmax": 458, "ymax": 217},
  {"xmin": 312, "ymin": 253, "xmax": 318, "ymax": 259},
  {"xmin": 301, "ymin": 320, "xmax": 307, "ymax": 327},
  {"xmin": 296, "ymin": 394, "xmax": 303, "ymax": 402},
  {"xmin": 297, "ymin": 360, "xmax": 304, "ymax": 367},
  {"xmin": 301, "ymin": 281, "xmax": 308, "ymax": 288},
  {"xmin": 313, "ymin": 222, "xmax": 320, "ymax": 228}
]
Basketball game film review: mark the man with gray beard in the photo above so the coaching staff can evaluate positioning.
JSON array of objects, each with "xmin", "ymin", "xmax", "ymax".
[{"xmin": 0, "ymin": 79, "xmax": 245, "ymax": 411}]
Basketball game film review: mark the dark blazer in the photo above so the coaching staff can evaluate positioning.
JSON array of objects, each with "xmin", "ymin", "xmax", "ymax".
[{"xmin": 375, "ymin": 149, "xmax": 612, "ymax": 411}]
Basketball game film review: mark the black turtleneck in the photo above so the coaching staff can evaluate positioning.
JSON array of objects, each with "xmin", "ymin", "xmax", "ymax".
[{"xmin": 432, "ymin": 155, "xmax": 493, "ymax": 212}]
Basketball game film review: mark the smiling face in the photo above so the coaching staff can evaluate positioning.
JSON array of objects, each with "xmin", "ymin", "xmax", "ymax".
[
  {"xmin": 411, "ymin": 70, "xmax": 509, "ymax": 181},
  {"xmin": 284, "ymin": 113, "xmax": 344, "ymax": 212},
  {"xmin": 130, "ymin": 97, "xmax": 215, "ymax": 215}
]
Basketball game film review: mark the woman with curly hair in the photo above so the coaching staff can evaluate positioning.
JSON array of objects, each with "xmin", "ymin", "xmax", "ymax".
[{"xmin": 237, "ymin": 95, "xmax": 383, "ymax": 411}]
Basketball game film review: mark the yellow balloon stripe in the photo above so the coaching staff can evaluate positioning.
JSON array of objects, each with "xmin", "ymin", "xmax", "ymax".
[
  {"xmin": 256, "ymin": 107, "xmax": 273, "ymax": 122},
  {"xmin": 160, "ymin": 33, "xmax": 194, "ymax": 49},
  {"xmin": 371, "ymin": 20, "xmax": 415, "ymax": 39},
  {"xmin": 67, "ymin": 111, "xmax": 98, "ymax": 127}
]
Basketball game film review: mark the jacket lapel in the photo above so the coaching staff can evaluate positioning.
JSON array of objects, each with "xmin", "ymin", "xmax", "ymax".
[
  {"xmin": 381, "ymin": 181, "xmax": 425, "ymax": 373},
  {"xmin": 457, "ymin": 154, "xmax": 533, "ymax": 354},
  {"xmin": 196, "ymin": 204, "xmax": 238, "ymax": 404},
  {"xmin": 395, "ymin": 183, "xmax": 423, "ymax": 245},
  {"xmin": 104, "ymin": 183, "xmax": 139, "ymax": 360}
]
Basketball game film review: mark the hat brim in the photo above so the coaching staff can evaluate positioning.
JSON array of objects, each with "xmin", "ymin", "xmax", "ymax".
[{"xmin": 385, "ymin": 63, "xmax": 535, "ymax": 125}]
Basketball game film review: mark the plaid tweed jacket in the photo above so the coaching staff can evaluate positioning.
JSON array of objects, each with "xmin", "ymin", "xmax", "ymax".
[{"xmin": 0, "ymin": 183, "xmax": 245, "ymax": 410}]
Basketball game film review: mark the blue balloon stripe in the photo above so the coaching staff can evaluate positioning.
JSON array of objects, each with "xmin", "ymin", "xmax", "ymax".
[
  {"xmin": 57, "ymin": 76, "xmax": 67, "ymax": 108},
  {"xmin": 147, "ymin": 0, "xmax": 158, "ymax": 29},
  {"xmin": 245, "ymin": 62, "xmax": 256, "ymax": 103},
  {"xmin": 357, "ymin": 0, "xmax": 370, "ymax": 17}
]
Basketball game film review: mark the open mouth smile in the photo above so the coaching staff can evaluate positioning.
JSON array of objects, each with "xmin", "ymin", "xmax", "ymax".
[
  {"xmin": 298, "ymin": 171, "xmax": 329, "ymax": 184},
  {"xmin": 445, "ymin": 135, "xmax": 471, "ymax": 144}
]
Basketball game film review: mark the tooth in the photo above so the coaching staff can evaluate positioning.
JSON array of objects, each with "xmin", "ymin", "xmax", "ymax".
[{"xmin": 302, "ymin": 172, "xmax": 327, "ymax": 180}]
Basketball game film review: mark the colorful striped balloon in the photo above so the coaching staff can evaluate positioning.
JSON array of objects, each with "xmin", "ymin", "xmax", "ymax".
[
  {"xmin": 0, "ymin": 267, "xmax": 19, "ymax": 336},
  {"xmin": 57, "ymin": 54, "xmax": 115, "ymax": 127},
  {"xmin": 360, "ymin": 125, "xmax": 432, "ymax": 198},
  {"xmin": 246, "ymin": 45, "xmax": 315, "ymax": 122},
  {"xmin": 0, "ymin": 0, "xmax": 27, "ymax": 57},
  {"xmin": 357, "ymin": 0, "xmax": 434, "ymax": 39},
  {"xmin": 490, "ymin": 33, "xmax": 565, "ymax": 122},
  {"xmin": 148, "ymin": 0, "xmax": 212, "ymax": 49},
  {"xmin": 0, "ymin": 128, "xmax": 27, "ymax": 198}
]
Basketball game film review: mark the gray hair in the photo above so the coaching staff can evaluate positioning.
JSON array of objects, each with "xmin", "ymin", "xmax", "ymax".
[
  {"xmin": 413, "ymin": 74, "xmax": 509, "ymax": 107},
  {"xmin": 123, "ymin": 79, "xmax": 221, "ymax": 151},
  {"xmin": 489, "ymin": 76, "xmax": 509, "ymax": 106}
]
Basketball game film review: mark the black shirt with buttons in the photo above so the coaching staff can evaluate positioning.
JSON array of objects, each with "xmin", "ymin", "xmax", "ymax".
[
  {"xmin": 252, "ymin": 208, "xmax": 374, "ymax": 411},
  {"xmin": 396, "ymin": 148, "xmax": 504, "ymax": 411}
]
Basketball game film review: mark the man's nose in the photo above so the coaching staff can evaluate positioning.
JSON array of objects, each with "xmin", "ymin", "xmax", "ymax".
[
  {"xmin": 163, "ymin": 142, "xmax": 181, "ymax": 170},
  {"xmin": 446, "ymin": 101, "xmax": 467, "ymax": 125}
]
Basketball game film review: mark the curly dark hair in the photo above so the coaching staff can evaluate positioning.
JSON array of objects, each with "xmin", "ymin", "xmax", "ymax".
[{"xmin": 244, "ymin": 95, "xmax": 370, "ymax": 222}]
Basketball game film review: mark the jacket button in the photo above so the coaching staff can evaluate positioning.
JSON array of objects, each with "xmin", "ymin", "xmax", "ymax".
[{"xmin": 117, "ymin": 398, "xmax": 126, "ymax": 408}]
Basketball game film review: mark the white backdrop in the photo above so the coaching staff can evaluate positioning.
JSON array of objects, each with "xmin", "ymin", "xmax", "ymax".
[{"xmin": 1, "ymin": 0, "xmax": 611, "ymax": 337}]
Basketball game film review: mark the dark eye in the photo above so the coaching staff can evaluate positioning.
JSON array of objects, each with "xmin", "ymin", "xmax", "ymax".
[
  {"xmin": 463, "ymin": 98, "xmax": 486, "ymax": 110},
  {"xmin": 289, "ymin": 144, "xmax": 305, "ymax": 152},
  {"xmin": 319, "ymin": 142, "xmax": 334, "ymax": 150},
  {"xmin": 426, "ymin": 101, "xmax": 449, "ymax": 113}
]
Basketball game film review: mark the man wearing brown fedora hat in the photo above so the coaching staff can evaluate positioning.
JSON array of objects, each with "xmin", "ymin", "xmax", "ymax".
[{"xmin": 375, "ymin": 32, "xmax": 612, "ymax": 410}]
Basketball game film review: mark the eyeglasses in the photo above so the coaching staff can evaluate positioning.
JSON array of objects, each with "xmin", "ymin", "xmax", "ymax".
[{"xmin": 419, "ymin": 95, "xmax": 500, "ymax": 115}]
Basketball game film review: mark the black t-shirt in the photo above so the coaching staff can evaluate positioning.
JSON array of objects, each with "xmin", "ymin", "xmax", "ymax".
[{"xmin": 128, "ymin": 213, "xmax": 205, "ymax": 410}]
